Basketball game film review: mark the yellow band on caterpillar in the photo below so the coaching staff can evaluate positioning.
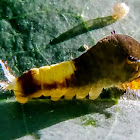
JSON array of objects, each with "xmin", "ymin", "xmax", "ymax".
[
  {"xmin": 1, "ymin": 34, "xmax": 140, "ymax": 103},
  {"xmin": 14, "ymin": 60, "xmax": 77, "ymax": 103}
]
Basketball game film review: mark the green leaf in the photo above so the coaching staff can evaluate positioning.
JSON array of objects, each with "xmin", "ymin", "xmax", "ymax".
[{"xmin": 0, "ymin": 0, "xmax": 140, "ymax": 139}]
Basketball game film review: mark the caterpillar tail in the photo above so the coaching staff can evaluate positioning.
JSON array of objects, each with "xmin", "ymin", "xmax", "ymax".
[
  {"xmin": 0, "ymin": 60, "xmax": 17, "ymax": 91},
  {"xmin": 0, "ymin": 60, "xmax": 36, "ymax": 103},
  {"xmin": 0, "ymin": 59, "xmax": 103, "ymax": 104},
  {"xmin": 0, "ymin": 60, "xmax": 29, "ymax": 103},
  {"xmin": 0, "ymin": 60, "xmax": 78, "ymax": 103}
]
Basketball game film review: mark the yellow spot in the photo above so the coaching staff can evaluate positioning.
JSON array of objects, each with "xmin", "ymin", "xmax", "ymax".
[{"xmin": 39, "ymin": 60, "xmax": 76, "ymax": 85}]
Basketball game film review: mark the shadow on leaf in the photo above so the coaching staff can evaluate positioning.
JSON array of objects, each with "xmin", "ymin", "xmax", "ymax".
[{"xmin": 0, "ymin": 97, "xmax": 118, "ymax": 140}]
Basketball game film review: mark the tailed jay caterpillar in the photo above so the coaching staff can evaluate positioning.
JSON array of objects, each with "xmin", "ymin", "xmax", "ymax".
[{"xmin": 0, "ymin": 34, "xmax": 140, "ymax": 103}]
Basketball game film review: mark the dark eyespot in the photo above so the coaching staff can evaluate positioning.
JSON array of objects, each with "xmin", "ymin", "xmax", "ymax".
[{"xmin": 128, "ymin": 56, "xmax": 140, "ymax": 62}]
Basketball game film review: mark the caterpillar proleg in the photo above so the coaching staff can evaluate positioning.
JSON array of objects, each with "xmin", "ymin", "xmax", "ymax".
[{"xmin": 1, "ymin": 34, "xmax": 140, "ymax": 103}]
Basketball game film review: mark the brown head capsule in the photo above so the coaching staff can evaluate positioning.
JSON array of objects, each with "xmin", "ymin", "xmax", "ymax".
[{"xmin": 1, "ymin": 34, "xmax": 140, "ymax": 103}]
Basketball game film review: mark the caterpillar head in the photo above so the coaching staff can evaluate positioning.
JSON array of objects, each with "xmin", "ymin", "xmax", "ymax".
[
  {"xmin": 113, "ymin": 34, "xmax": 140, "ymax": 82},
  {"xmin": 93, "ymin": 34, "xmax": 140, "ymax": 84}
]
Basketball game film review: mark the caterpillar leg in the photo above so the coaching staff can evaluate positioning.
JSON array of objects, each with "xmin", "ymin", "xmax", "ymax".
[
  {"xmin": 42, "ymin": 89, "xmax": 63, "ymax": 101},
  {"xmin": 76, "ymin": 86, "xmax": 91, "ymax": 99},
  {"xmin": 50, "ymin": 88, "xmax": 68, "ymax": 101},
  {"xmin": 64, "ymin": 86, "xmax": 91, "ymax": 100},
  {"xmin": 15, "ymin": 96, "xmax": 29, "ymax": 103},
  {"xmin": 64, "ymin": 85, "xmax": 91, "ymax": 100},
  {"xmin": 64, "ymin": 88, "xmax": 78, "ymax": 100},
  {"xmin": 89, "ymin": 85, "xmax": 103, "ymax": 100}
]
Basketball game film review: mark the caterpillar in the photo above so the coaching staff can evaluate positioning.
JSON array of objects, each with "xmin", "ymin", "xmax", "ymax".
[{"xmin": 0, "ymin": 34, "xmax": 140, "ymax": 104}]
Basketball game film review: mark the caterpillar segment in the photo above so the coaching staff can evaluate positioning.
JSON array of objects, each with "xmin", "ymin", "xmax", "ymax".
[
  {"xmin": 0, "ymin": 60, "xmax": 93, "ymax": 103},
  {"xmin": 1, "ymin": 34, "xmax": 140, "ymax": 103}
]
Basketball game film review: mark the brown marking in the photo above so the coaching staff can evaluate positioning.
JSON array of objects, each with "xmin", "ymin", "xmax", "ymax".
[
  {"xmin": 19, "ymin": 70, "xmax": 78, "ymax": 96},
  {"xmin": 42, "ymin": 74, "xmax": 77, "ymax": 90},
  {"xmin": 44, "ymin": 82, "xmax": 57, "ymax": 90},
  {"xmin": 114, "ymin": 34, "xmax": 140, "ymax": 59},
  {"xmin": 73, "ymin": 34, "xmax": 140, "ymax": 85},
  {"xmin": 18, "ymin": 70, "xmax": 41, "ymax": 96},
  {"xmin": 73, "ymin": 48, "xmax": 101, "ymax": 85},
  {"xmin": 19, "ymin": 34, "xmax": 140, "ymax": 98}
]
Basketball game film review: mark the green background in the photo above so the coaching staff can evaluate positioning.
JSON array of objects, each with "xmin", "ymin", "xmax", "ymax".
[{"xmin": 0, "ymin": 0, "xmax": 140, "ymax": 139}]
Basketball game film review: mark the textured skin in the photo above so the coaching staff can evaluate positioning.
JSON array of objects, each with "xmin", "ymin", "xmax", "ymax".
[{"xmin": 5, "ymin": 34, "xmax": 140, "ymax": 103}]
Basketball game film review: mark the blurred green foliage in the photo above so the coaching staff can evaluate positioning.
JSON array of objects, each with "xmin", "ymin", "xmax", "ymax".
[{"xmin": 0, "ymin": 0, "xmax": 140, "ymax": 139}]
